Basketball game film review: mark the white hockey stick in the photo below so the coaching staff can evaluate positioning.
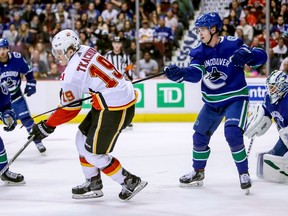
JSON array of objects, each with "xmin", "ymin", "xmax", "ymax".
[
  {"xmin": 0, "ymin": 135, "xmax": 35, "ymax": 176},
  {"xmin": 246, "ymin": 137, "xmax": 255, "ymax": 158}
]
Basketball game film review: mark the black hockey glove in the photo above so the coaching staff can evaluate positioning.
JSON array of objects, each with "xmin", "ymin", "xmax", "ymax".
[
  {"xmin": 29, "ymin": 120, "xmax": 55, "ymax": 141},
  {"xmin": 24, "ymin": 80, "xmax": 36, "ymax": 97},
  {"xmin": 0, "ymin": 109, "xmax": 17, "ymax": 132},
  {"xmin": 230, "ymin": 47, "xmax": 254, "ymax": 67},
  {"xmin": 163, "ymin": 65, "xmax": 184, "ymax": 83}
]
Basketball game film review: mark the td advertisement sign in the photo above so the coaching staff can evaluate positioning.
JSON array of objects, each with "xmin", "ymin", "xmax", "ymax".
[{"xmin": 157, "ymin": 83, "xmax": 184, "ymax": 107}]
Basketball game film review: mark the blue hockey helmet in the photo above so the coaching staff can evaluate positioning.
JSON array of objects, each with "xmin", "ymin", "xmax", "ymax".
[
  {"xmin": 0, "ymin": 38, "xmax": 9, "ymax": 48},
  {"xmin": 266, "ymin": 70, "xmax": 288, "ymax": 104},
  {"xmin": 195, "ymin": 12, "xmax": 223, "ymax": 32}
]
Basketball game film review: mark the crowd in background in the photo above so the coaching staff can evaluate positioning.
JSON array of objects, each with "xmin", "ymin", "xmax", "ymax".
[
  {"xmin": 0, "ymin": 0, "xmax": 287, "ymax": 80},
  {"xmin": 0, "ymin": 0, "xmax": 197, "ymax": 80},
  {"xmin": 221, "ymin": 0, "xmax": 288, "ymax": 76}
]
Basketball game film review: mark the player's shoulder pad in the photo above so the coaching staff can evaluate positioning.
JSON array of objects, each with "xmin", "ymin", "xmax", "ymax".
[
  {"xmin": 224, "ymin": 36, "xmax": 244, "ymax": 47},
  {"xmin": 11, "ymin": 52, "xmax": 23, "ymax": 59},
  {"xmin": 189, "ymin": 41, "xmax": 203, "ymax": 57}
]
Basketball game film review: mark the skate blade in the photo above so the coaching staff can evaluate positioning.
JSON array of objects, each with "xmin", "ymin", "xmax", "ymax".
[
  {"xmin": 3, "ymin": 180, "xmax": 26, "ymax": 185},
  {"xmin": 244, "ymin": 189, "xmax": 250, "ymax": 195},
  {"xmin": 124, "ymin": 181, "xmax": 148, "ymax": 201},
  {"xmin": 179, "ymin": 180, "xmax": 204, "ymax": 187},
  {"xmin": 72, "ymin": 190, "xmax": 104, "ymax": 199}
]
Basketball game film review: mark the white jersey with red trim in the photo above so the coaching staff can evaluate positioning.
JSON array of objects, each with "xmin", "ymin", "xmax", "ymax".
[{"xmin": 59, "ymin": 45, "xmax": 136, "ymax": 110}]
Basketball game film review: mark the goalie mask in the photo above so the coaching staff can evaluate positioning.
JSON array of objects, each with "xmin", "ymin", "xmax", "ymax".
[{"xmin": 266, "ymin": 70, "xmax": 288, "ymax": 104}]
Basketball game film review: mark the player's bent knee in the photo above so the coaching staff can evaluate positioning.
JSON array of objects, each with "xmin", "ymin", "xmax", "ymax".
[
  {"xmin": 263, "ymin": 154, "xmax": 288, "ymax": 184},
  {"xmin": 193, "ymin": 132, "xmax": 210, "ymax": 151},
  {"xmin": 225, "ymin": 126, "xmax": 244, "ymax": 149}
]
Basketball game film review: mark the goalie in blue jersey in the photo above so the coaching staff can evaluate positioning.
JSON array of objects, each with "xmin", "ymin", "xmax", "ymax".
[
  {"xmin": 0, "ymin": 38, "xmax": 46, "ymax": 153},
  {"xmin": 0, "ymin": 82, "xmax": 25, "ymax": 184},
  {"xmin": 164, "ymin": 12, "xmax": 267, "ymax": 192}
]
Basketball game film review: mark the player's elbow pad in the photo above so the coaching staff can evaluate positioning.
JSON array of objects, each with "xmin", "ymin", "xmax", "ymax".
[{"xmin": 249, "ymin": 48, "xmax": 268, "ymax": 68}]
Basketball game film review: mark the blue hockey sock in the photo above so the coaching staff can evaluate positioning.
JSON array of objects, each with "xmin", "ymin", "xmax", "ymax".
[{"xmin": 0, "ymin": 137, "xmax": 8, "ymax": 171}]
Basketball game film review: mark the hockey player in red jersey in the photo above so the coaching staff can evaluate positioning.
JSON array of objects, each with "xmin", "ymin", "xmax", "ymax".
[{"xmin": 28, "ymin": 29, "xmax": 147, "ymax": 200}]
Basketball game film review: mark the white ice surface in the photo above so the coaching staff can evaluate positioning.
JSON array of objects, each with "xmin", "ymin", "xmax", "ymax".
[{"xmin": 1, "ymin": 123, "xmax": 287, "ymax": 216}]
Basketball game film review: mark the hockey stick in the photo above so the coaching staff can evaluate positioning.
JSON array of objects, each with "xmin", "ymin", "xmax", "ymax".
[
  {"xmin": 0, "ymin": 135, "xmax": 35, "ymax": 176},
  {"xmin": 246, "ymin": 137, "xmax": 255, "ymax": 158},
  {"xmin": 31, "ymin": 72, "xmax": 165, "ymax": 119}
]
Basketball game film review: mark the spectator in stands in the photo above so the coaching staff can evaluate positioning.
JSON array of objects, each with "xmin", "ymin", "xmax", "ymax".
[
  {"xmin": 126, "ymin": 40, "xmax": 137, "ymax": 63},
  {"xmin": 142, "ymin": 0, "xmax": 157, "ymax": 22},
  {"xmin": 35, "ymin": 41, "xmax": 49, "ymax": 71},
  {"xmin": 222, "ymin": 17, "xmax": 236, "ymax": 36},
  {"xmin": 280, "ymin": 57, "xmax": 288, "ymax": 71},
  {"xmin": 43, "ymin": 12, "xmax": 57, "ymax": 35},
  {"xmin": 250, "ymin": 36, "xmax": 264, "ymax": 49},
  {"xmin": 139, "ymin": 19, "xmax": 154, "ymax": 44},
  {"xmin": 47, "ymin": 62, "xmax": 61, "ymax": 80},
  {"xmin": 123, "ymin": 20, "xmax": 135, "ymax": 41},
  {"xmin": 282, "ymin": 59, "xmax": 288, "ymax": 75},
  {"xmin": 150, "ymin": 10, "xmax": 159, "ymax": 28},
  {"xmin": 272, "ymin": 37, "xmax": 288, "ymax": 63},
  {"xmin": 171, "ymin": 1, "xmax": 189, "ymax": 29},
  {"xmin": 55, "ymin": 3, "xmax": 69, "ymax": 22},
  {"xmin": 279, "ymin": 3, "xmax": 288, "ymax": 24},
  {"xmin": 30, "ymin": 49, "xmax": 48, "ymax": 80},
  {"xmin": 235, "ymin": 17, "xmax": 254, "ymax": 44},
  {"xmin": 227, "ymin": 9, "xmax": 240, "ymax": 27},
  {"xmin": 120, "ymin": 2, "xmax": 133, "ymax": 20},
  {"xmin": 227, "ymin": 0, "xmax": 242, "ymax": 20},
  {"xmin": 165, "ymin": 9, "xmax": 183, "ymax": 48},
  {"xmin": 270, "ymin": 0, "xmax": 280, "ymax": 22},
  {"xmin": 154, "ymin": 16, "xmax": 174, "ymax": 60},
  {"xmin": 10, "ymin": 11, "xmax": 22, "ymax": 29},
  {"xmin": 271, "ymin": 15, "xmax": 288, "ymax": 36},
  {"xmin": 253, "ymin": 15, "xmax": 267, "ymax": 36},
  {"xmin": 2, "ymin": 23, "xmax": 18, "ymax": 47},
  {"xmin": 21, "ymin": 4, "xmax": 37, "ymax": 23},
  {"xmin": 59, "ymin": 13, "xmax": 72, "ymax": 30},
  {"xmin": 38, "ymin": 24, "xmax": 51, "ymax": 47},
  {"xmin": 101, "ymin": 1, "xmax": 119, "ymax": 25},
  {"xmin": 242, "ymin": 5, "xmax": 257, "ymax": 27},
  {"xmin": 86, "ymin": 2, "xmax": 100, "ymax": 24},
  {"xmin": 269, "ymin": 48, "xmax": 281, "ymax": 73},
  {"xmin": 138, "ymin": 51, "xmax": 159, "ymax": 79},
  {"xmin": 116, "ymin": 12, "xmax": 126, "ymax": 32}
]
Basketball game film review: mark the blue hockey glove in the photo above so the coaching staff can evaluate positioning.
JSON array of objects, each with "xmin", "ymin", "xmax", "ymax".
[
  {"xmin": 24, "ymin": 80, "xmax": 36, "ymax": 96},
  {"xmin": 163, "ymin": 65, "xmax": 184, "ymax": 83},
  {"xmin": 28, "ymin": 120, "xmax": 55, "ymax": 141},
  {"xmin": 1, "ymin": 109, "xmax": 17, "ymax": 132},
  {"xmin": 230, "ymin": 47, "xmax": 254, "ymax": 67}
]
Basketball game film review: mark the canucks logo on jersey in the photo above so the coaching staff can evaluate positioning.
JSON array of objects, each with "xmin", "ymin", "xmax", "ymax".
[{"xmin": 203, "ymin": 67, "xmax": 227, "ymax": 90}]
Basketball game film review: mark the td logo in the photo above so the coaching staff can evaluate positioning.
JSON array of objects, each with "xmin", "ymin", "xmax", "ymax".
[
  {"xmin": 134, "ymin": 84, "xmax": 144, "ymax": 108},
  {"xmin": 157, "ymin": 83, "xmax": 184, "ymax": 107}
]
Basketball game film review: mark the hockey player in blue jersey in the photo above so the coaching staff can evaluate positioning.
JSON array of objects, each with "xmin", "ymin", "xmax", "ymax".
[
  {"xmin": 163, "ymin": 12, "xmax": 267, "ymax": 192},
  {"xmin": 0, "ymin": 38, "xmax": 46, "ymax": 153},
  {"xmin": 0, "ymin": 82, "xmax": 25, "ymax": 184},
  {"xmin": 245, "ymin": 70, "xmax": 288, "ymax": 183}
]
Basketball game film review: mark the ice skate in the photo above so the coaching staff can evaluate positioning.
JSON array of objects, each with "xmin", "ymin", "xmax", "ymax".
[
  {"xmin": 72, "ymin": 174, "xmax": 103, "ymax": 199},
  {"xmin": 239, "ymin": 173, "xmax": 252, "ymax": 195},
  {"xmin": 35, "ymin": 142, "xmax": 46, "ymax": 153},
  {"xmin": 1, "ymin": 170, "xmax": 25, "ymax": 185},
  {"xmin": 179, "ymin": 170, "xmax": 204, "ymax": 187},
  {"xmin": 119, "ymin": 169, "xmax": 148, "ymax": 201}
]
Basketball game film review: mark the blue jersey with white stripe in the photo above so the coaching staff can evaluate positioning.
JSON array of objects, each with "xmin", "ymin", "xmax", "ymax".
[
  {"xmin": 0, "ymin": 52, "xmax": 32, "ymax": 97},
  {"xmin": 263, "ymin": 93, "xmax": 288, "ymax": 129},
  {"xmin": 185, "ymin": 36, "xmax": 267, "ymax": 107}
]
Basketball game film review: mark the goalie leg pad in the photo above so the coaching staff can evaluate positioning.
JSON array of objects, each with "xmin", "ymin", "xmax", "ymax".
[
  {"xmin": 279, "ymin": 126, "xmax": 288, "ymax": 148},
  {"xmin": 263, "ymin": 154, "xmax": 288, "ymax": 183}
]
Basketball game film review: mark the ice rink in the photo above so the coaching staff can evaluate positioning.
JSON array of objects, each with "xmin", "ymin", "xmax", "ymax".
[{"xmin": 1, "ymin": 122, "xmax": 287, "ymax": 216}]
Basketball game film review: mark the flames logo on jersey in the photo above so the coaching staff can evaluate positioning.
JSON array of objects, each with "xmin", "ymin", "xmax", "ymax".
[{"xmin": 203, "ymin": 67, "xmax": 227, "ymax": 90}]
